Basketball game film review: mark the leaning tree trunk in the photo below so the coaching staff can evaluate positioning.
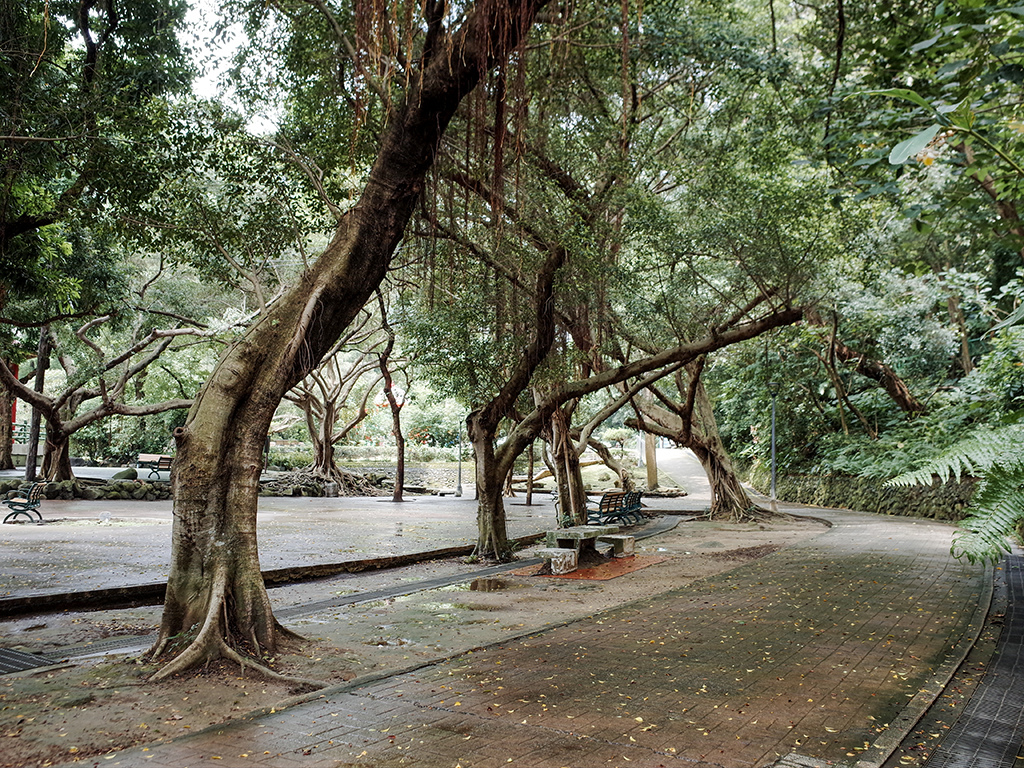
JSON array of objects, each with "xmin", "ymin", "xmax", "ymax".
[
  {"xmin": 468, "ymin": 413, "xmax": 513, "ymax": 560},
  {"xmin": 588, "ymin": 438, "xmax": 634, "ymax": 491},
  {"xmin": 150, "ymin": 0, "xmax": 549, "ymax": 679},
  {"xmin": 629, "ymin": 363, "xmax": 755, "ymax": 520},
  {"xmin": 41, "ymin": 420, "xmax": 74, "ymax": 481},
  {"xmin": 688, "ymin": 374, "xmax": 755, "ymax": 519}
]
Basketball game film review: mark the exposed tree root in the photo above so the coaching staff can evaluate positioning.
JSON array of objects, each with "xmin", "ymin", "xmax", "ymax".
[
  {"xmin": 219, "ymin": 643, "xmax": 327, "ymax": 692},
  {"xmin": 470, "ymin": 543, "xmax": 516, "ymax": 564},
  {"xmin": 696, "ymin": 503, "xmax": 776, "ymax": 523},
  {"xmin": 260, "ymin": 467, "xmax": 385, "ymax": 497},
  {"xmin": 148, "ymin": 570, "xmax": 325, "ymax": 690}
]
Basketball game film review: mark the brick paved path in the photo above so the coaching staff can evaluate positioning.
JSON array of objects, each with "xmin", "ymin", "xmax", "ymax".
[{"xmin": 83, "ymin": 507, "xmax": 988, "ymax": 768}]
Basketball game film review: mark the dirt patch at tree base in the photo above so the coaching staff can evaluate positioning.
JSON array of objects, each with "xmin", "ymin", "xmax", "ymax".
[{"xmin": 0, "ymin": 514, "xmax": 826, "ymax": 767}]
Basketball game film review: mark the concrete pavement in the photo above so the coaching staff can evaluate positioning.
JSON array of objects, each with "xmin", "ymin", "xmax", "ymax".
[{"xmin": 8, "ymin": 450, "xmax": 991, "ymax": 768}]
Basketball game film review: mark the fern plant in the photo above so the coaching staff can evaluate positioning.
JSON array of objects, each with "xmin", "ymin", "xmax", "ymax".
[{"xmin": 888, "ymin": 421, "xmax": 1024, "ymax": 564}]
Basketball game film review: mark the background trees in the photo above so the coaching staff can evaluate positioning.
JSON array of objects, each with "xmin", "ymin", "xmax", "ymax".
[
  {"xmin": 1, "ymin": 0, "xmax": 191, "ymax": 313},
  {"xmin": 703, "ymin": 0, "xmax": 1024, "ymax": 562}
]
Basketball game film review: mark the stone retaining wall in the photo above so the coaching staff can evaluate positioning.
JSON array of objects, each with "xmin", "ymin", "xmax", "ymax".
[
  {"xmin": 353, "ymin": 466, "xmax": 462, "ymax": 488},
  {"xmin": 1, "ymin": 466, "xmax": 462, "ymax": 503},
  {"xmin": 0, "ymin": 479, "xmax": 171, "ymax": 501},
  {"xmin": 746, "ymin": 465, "xmax": 978, "ymax": 521}
]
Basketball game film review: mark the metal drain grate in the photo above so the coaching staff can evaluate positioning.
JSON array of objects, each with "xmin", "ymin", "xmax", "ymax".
[
  {"xmin": 925, "ymin": 553, "xmax": 1024, "ymax": 767},
  {"xmin": 58, "ymin": 633, "xmax": 156, "ymax": 659},
  {"xmin": 0, "ymin": 648, "xmax": 58, "ymax": 674}
]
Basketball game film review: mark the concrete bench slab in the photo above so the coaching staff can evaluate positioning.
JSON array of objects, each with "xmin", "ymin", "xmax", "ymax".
[
  {"xmin": 534, "ymin": 547, "xmax": 578, "ymax": 575},
  {"xmin": 545, "ymin": 524, "xmax": 619, "ymax": 547},
  {"xmin": 598, "ymin": 534, "xmax": 635, "ymax": 558}
]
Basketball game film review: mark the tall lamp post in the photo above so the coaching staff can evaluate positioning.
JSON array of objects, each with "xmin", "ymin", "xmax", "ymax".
[
  {"xmin": 455, "ymin": 425, "xmax": 463, "ymax": 498},
  {"xmin": 766, "ymin": 380, "xmax": 780, "ymax": 513}
]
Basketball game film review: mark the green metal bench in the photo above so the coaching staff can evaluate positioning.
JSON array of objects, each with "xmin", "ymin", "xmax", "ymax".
[
  {"xmin": 587, "ymin": 490, "xmax": 644, "ymax": 526},
  {"xmin": 3, "ymin": 483, "xmax": 45, "ymax": 524},
  {"xmin": 135, "ymin": 453, "xmax": 173, "ymax": 479}
]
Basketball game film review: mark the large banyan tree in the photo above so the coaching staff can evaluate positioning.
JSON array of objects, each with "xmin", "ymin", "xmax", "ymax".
[{"xmin": 149, "ymin": 0, "xmax": 550, "ymax": 679}]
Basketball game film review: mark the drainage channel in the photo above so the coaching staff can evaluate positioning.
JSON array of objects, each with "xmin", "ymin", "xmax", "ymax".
[
  {"xmin": 7, "ymin": 516, "xmax": 682, "ymax": 671},
  {"xmin": 922, "ymin": 553, "xmax": 1024, "ymax": 768},
  {"xmin": 0, "ymin": 648, "xmax": 60, "ymax": 674}
]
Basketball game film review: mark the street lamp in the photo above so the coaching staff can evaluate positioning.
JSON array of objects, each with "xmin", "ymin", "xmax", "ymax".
[
  {"xmin": 766, "ymin": 380, "xmax": 780, "ymax": 513},
  {"xmin": 455, "ymin": 425, "xmax": 463, "ymax": 497}
]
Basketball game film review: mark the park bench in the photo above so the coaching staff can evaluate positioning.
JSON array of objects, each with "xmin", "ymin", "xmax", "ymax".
[
  {"xmin": 3, "ymin": 483, "xmax": 45, "ymax": 524},
  {"xmin": 537, "ymin": 523, "xmax": 622, "ymax": 574},
  {"xmin": 597, "ymin": 533, "xmax": 636, "ymax": 558},
  {"xmin": 136, "ymin": 453, "xmax": 173, "ymax": 479},
  {"xmin": 586, "ymin": 490, "xmax": 644, "ymax": 526}
]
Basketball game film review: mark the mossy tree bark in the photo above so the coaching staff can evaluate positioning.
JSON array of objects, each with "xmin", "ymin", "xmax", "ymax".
[
  {"xmin": 149, "ymin": 0, "xmax": 551, "ymax": 678},
  {"xmin": 0, "ymin": 368, "xmax": 14, "ymax": 471},
  {"xmin": 41, "ymin": 418, "xmax": 73, "ymax": 481},
  {"xmin": 549, "ymin": 405, "xmax": 587, "ymax": 525},
  {"xmin": 468, "ymin": 419, "xmax": 513, "ymax": 559},
  {"xmin": 631, "ymin": 359, "xmax": 756, "ymax": 519}
]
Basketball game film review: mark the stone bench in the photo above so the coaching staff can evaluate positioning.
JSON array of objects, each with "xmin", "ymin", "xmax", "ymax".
[
  {"xmin": 545, "ymin": 524, "xmax": 620, "ymax": 550},
  {"xmin": 597, "ymin": 534, "xmax": 635, "ymax": 558},
  {"xmin": 534, "ymin": 547, "xmax": 578, "ymax": 575}
]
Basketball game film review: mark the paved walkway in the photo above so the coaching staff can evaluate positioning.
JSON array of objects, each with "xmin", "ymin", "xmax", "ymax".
[
  {"xmin": 0, "ymin": 456, "xmax": 701, "ymax": 601},
  {"xmin": 30, "ymin": 452, "xmax": 991, "ymax": 768},
  {"xmin": 0, "ymin": 493, "xmax": 556, "ymax": 600}
]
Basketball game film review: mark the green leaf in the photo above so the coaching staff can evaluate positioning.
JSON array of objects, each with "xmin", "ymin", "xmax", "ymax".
[
  {"xmin": 989, "ymin": 303, "xmax": 1024, "ymax": 334},
  {"xmin": 889, "ymin": 425, "xmax": 1024, "ymax": 487},
  {"xmin": 910, "ymin": 35, "xmax": 941, "ymax": 52},
  {"xmin": 950, "ymin": 460, "xmax": 1024, "ymax": 564},
  {"xmin": 937, "ymin": 59, "xmax": 970, "ymax": 76},
  {"xmin": 856, "ymin": 88, "xmax": 939, "ymax": 114},
  {"xmin": 889, "ymin": 124, "xmax": 942, "ymax": 164},
  {"xmin": 947, "ymin": 101, "xmax": 976, "ymax": 130}
]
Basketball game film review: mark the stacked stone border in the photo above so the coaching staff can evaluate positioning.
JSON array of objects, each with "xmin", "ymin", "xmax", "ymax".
[{"xmin": 746, "ymin": 464, "xmax": 977, "ymax": 521}]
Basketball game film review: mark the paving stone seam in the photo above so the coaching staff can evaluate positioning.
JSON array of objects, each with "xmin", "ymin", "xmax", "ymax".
[{"xmin": 179, "ymin": 519, "xmax": 697, "ymax": 719}]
